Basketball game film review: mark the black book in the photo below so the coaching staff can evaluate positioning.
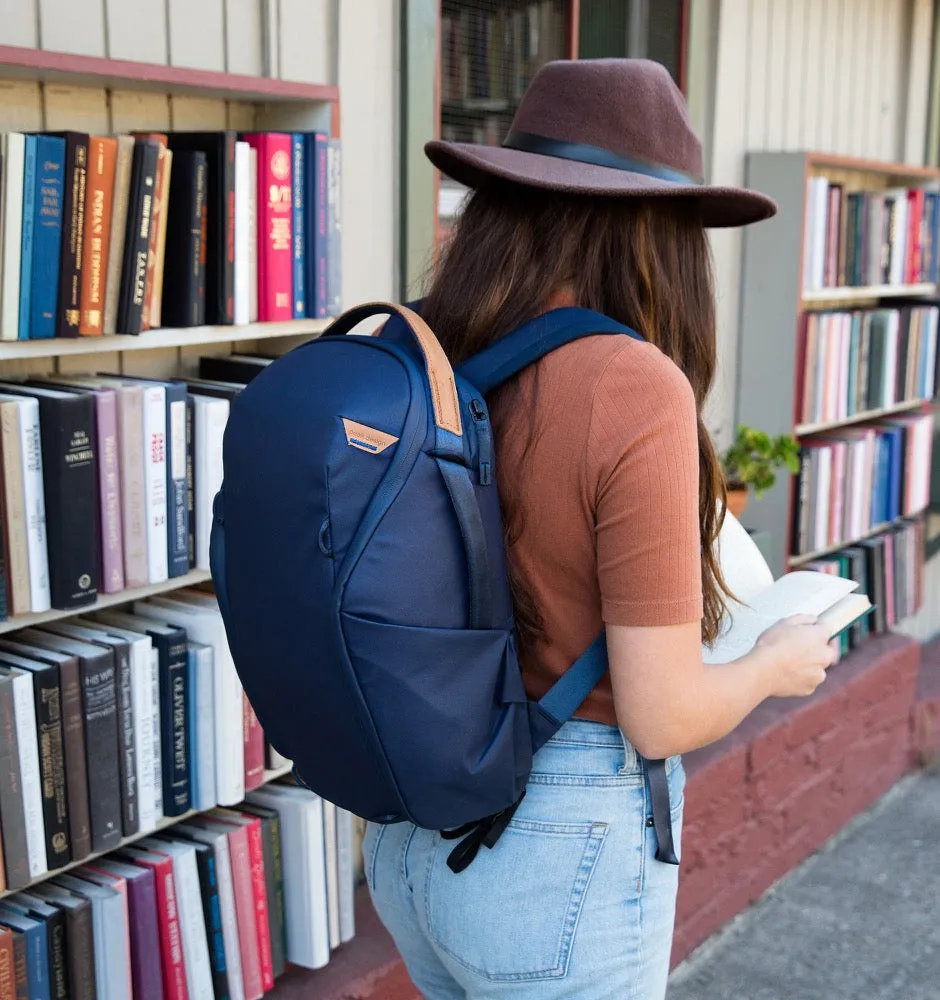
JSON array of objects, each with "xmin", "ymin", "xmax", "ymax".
[
  {"xmin": 0, "ymin": 645, "xmax": 71, "ymax": 869},
  {"xmin": 166, "ymin": 132, "xmax": 236, "ymax": 325},
  {"xmin": 43, "ymin": 622, "xmax": 138, "ymax": 837},
  {"xmin": 0, "ymin": 383, "xmax": 98, "ymax": 610},
  {"xmin": 50, "ymin": 132, "xmax": 89, "ymax": 339},
  {"xmin": 197, "ymin": 354, "xmax": 273, "ymax": 385},
  {"xmin": 20, "ymin": 630, "xmax": 121, "ymax": 853},
  {"xmin": 6, "ymin": 895, "xmax": 67, "ymax": 1000},
  {"xmin": 896, "ymin": 308, "xmax": 911, "ymax": 402},
  {"xmin": 117, "ymin": 138, "xmax": 160, "ymax": 335},
  {"xmin": 0, "ymin": 673, "xmax": 28, "ymax": 891},
  {"xmin": 161, "ymin": 150, "xmax": 208, "ymax": 328},
  {"xmin": 30, "ymin": 885, "xmax": 95, "ymax": 1000},
  {"xmin": 238, "ymin": 801, "xmax": 286, "ymax": 978},
  {"xmin": 861, "ymin": 536, "xmax": 888, "ymax": 634}
]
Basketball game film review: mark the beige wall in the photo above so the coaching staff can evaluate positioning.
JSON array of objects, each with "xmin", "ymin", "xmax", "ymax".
[
  {"xmin": 0, "ymin": 0, "xmax": 398, "ymax": 305},
  {"xmin": 703, "ymin": 0, "xmax": 935, "ymax": 448}
]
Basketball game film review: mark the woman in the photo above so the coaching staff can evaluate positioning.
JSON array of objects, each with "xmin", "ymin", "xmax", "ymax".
[{"xmin": 363, "ymin": 59, "xmax": 834, "ymax": 1000}]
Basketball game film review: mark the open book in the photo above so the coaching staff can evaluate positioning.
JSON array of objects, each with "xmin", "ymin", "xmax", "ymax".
[{"xmin": 704, "ymin": 514, "xmax": 873, "ymax": 665}]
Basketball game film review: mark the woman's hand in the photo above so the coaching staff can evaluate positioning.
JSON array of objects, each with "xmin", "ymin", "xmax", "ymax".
[{"xmin": 754, "ymin": 614, "xmax": 837, "ymax": 698}]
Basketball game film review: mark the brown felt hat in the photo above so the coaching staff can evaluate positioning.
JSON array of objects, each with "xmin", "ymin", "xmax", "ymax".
[{"xmin": 425, "ymin": 58, "xmax": 777, "ymax": 228}]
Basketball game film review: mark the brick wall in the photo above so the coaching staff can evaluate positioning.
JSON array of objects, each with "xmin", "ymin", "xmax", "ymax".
[{"xmin": 285, "ymin": 632, "xmax": 936, "ymax": 999}]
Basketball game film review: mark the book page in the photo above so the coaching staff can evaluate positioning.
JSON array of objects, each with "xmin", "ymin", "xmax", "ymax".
[{"xmin": 715, "ymin": 511, "xmax": 774, "ymax": 604}]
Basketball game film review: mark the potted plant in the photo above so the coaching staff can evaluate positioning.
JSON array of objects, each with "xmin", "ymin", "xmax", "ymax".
[{"xmin": 721, "ymin": 424, "xmax": 800, "ymax": 518}]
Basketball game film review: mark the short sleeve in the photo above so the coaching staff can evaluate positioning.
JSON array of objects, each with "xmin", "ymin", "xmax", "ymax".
[{"xmin": 588, "ymin": 343, "xmax": 703, "ymax": 626}]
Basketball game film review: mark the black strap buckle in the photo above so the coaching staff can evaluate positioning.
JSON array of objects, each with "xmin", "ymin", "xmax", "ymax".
[{"xmin": 441, "ymin": 792, "xmax": 526, "ymax": 873}]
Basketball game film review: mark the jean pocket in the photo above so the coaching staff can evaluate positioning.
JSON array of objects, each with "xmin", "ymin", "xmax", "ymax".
[
  {"xmin": 362, "ymin": 821, "xmax": 388, "ymax": 892},
  {"xmin": 425, "ymin": 818, "xmax": 607, "ymax": 982}
]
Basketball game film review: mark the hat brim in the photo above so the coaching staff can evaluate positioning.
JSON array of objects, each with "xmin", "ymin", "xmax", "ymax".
[{"xmin": 425, "ymin": 140, "xmax": 777, "ymax": 229}]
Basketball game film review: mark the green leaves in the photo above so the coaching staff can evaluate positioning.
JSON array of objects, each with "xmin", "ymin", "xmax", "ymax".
[{"xmin": 722, "ymin": 424, "xmax": 800, "ymax": 498}]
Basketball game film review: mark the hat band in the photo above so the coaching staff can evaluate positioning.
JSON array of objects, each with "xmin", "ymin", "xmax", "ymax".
[{"xmin": 502, "ymin": 130, "xmax": 703, "ymax": 186}]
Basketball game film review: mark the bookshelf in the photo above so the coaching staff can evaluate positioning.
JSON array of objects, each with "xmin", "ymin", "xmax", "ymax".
[{"xmin": 737, "ymin": 152, "xmax": 940, "ymax": 605}]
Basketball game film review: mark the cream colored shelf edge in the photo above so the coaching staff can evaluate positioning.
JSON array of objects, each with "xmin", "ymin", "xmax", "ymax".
[
  {"xmin": 0, "ymin": 319, "xmax": 332, "ymax": 361},
  {"xmin": 801, "ymin": 282, "xmax": 937, "ymax": 304},
  {"xmin": 795, "ymin": 398, "xmax": 927, "ymax": 435},
  {"xmin": 0, "ymin": 569, "xmax": 213, "ymax": 634},
  {"xmin": 0, "ymin": 764, "xmax": 295, "ymax": 901}
]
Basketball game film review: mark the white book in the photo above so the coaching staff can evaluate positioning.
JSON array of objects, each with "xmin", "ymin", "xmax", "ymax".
[
  {"xmin": 82, "ymin": 613, "xmax": 164, "ymax": 823},
  {"xmin": 142, "ymin": 384, "xmax": 169, "ymax": 583},
  {"xmin": 887, "ymin": 190, "xmax": 909, "ymax": 285},
  {"xmin": 247, "ymin": 785, "xmax": 330, "ymax": 970},
  {"xmin": 142, "ymin": 838, "xmax": 215, "ymax": 1000},
  {"xmin": 0, "ymin": 398, "xmax": 31, "ymax": 614},
  {"xmin": 0, "ymin": 133, "xmax": 26, "ymax": 341},
  {"xmin": 248, "ymin": 147, "xmax": 259, "ymax": 324},
  {"xmin": 322, "ymin": 799, "xmax": 340, "ymax": 949},
  {"xmin": 133, "ymin": 597, "xmax": 245, "ymax": 805},
  {"xmin": 16, "ymin": 396, "xmax": 50, "ymax": 613},
  {"xmin": 234, "ymin": 141, "xmax": 251, "ymax": 326},
  {"xmin": 336, "ymin": 807, "xmax": 356, "ymax": 944},
  {"xmin": 809, "ymin": 177, "xmax": 830, "ymax": 290},
  {"xmin": 188, "ymin": 641, "xmax": 217, "ymax": 810},
  {"xmin": 192, "ymin": 394, "xmax": 230, "ymax": 571},
  {"xmin": 0, "ymin": 666, "xmax": 46, "ymax": 878},
  {"xmin": 815, "ymin": 448, "xmax": 832, "ymax": 550},
  {"xmin": 66, "ymin": 616, "xmax": 159, "ymax": 831},
  {"xmin": 704, "ymin": 513, "xmax": 871, "ymax": 665},
  {"xmin": 172, "ymin": 823, "xmax": 245, "ymax": 1000},
  {"xmin": 924, "ymin": 309, "xmax": 939, "ymax": 398}
]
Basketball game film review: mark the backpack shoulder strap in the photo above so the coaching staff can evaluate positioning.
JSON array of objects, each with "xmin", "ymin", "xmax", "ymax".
[{"xmin": 455, "ymin": 307, "xmax": 643, "ymax": 395}]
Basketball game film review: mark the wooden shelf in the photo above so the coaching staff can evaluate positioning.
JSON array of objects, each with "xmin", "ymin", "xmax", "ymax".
[
  {"xmin": 0, "ymin": 764, "xmax": 294, "ymax": 901},
  {"xmin": 0, "ymin": 569, "xmax": 213, "ymax": 634},
  {"xmin": 796, "ymin": 399, "xmax": 928, "ymax": 435},
  {"xmin": 806, "ymin": 152, "xmax": 940, "ymax": 180},
  {"xmin": 801, "ymin": 283, "xmax": 937, "ymax": 305},
  {"xmin": 0, "ymin": 45, "xmax": 338, "ymax": 104},
  {"xmin": 788, "ymin": 517, "xmax": 919, "ymax": 567},
  {"xmin": 0, "ymin": 318, "xmax": 331, "ymax": 361}
]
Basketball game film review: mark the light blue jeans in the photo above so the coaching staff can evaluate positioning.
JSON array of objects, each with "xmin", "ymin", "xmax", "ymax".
[{"xmin": 363, "ymin": 719, "xmax": 685, "ymax": 999}]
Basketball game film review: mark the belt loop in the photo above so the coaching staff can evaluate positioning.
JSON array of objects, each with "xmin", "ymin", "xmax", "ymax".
[{"xmin": 618, "ymin": 728, "xmax": 639, "ymax": 773}]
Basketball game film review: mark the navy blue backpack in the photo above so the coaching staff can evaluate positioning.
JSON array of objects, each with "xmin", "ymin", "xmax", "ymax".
[{"xmin": 210, "ymin": 302, "xmax": 677, "ymax": 871}]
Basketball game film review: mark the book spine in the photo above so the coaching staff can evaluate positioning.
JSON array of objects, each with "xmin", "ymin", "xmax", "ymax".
[
  {"xmin": 251, "ymin": 134, "xmax": 293, "ymax": 322},
  {"xmin": 118, "ymin": 141, "xmax": 159, "ymax": 335},
  {"xmin": 62, "ymin": 905, "xmax": 94, "ymax": 1000},
  {"xmin": 10, "ymin": 675, "xmax": 46, "ymax": 879},
  {"xmin": 113, "ymin": 644, "xmax": 138, "ymax": 836},
  {"xmin": 1, "ymin": 404, "xmax": 31, "ymax": 617},
  {"xmin": 142, "ymin": 143, "xmax": 169, "ymax": 331},
  {"xmin": 268, "ymin": 812, "xmax": 287, "ymax": 972},
  {"xmin": 0, "ymin": 135, "xmax": 26, "ymax": 341},
  {"xmin": 197, "ymin": 850, "xmax": 229, "ymax": 1000},
  {"xmin": 10, "ymin": 930, "xmax": 26, "ymax": 1000},
  {"xmin": 118, "ymin": 388, "xmax": 148, "ymax": 589},
  {"xmin": 0, "ymin": 931, "xmax": 12, "ymax": 1000},
  {"xmin": 46, "ymin": 911, "xmax": 66, "ymax": 1000},
  {"xmin": 56, "ymin": 134, "xmax": 89, "ymax": 338},
  {"xmin": 257, "ymin": 815, "xmax": 283, "ymax": 977},
  {"xmin": 39, "ymin": 396, "xmax": 99, "ymax": 609},
  {"xmin": 244, "ymin": 820, "xmax": 273, "ymax": 991},
  {"xmin": 130, "ymin": 644, "xmax": 157, "ymax": 832},
  {"xmin": 94, "ymin": 392, "xmax": 125, "ymax": 593},
  {"xmin": 193, "ymin": 646, "xmax": 215, "ymax": 810},
  {"xmin": 243, "ymin": 697, "xmax": 264, "ymax": 792},
  {"xmin": 142, "ymin": 386, "xmax": 169, "ymax": 584},
  {"xmin": 158, "ymin": 634, "xmax": 190, "ymax": 816},
  {"xmin": 291, "ymin": 134, "xmax": 305, "ymax": 319},
  {"xmin": 0, "ymin": 679, "xmax": 28, "ymax": 890},
  {"xmin": 326, "ymin": 138, "xmax": 342, "ymax": 316},
  {"xmin": 248, "ymin": 148, "xmax": 258, "ymax": 323},
  {"xmin": 124, "ymin": 875, "xmax": 164, "ymax": 1000},
  {"xmin": 79, "ymin": 137, "xmax": 117, "ymax": 336},
  {"xmin": 154, "ymin": 862, "xmax": 188, "ymax": 1000},
  {"xmin": 186, "ymin": 649, "xmax": 199, "ymax": 808},
  {"xmin": 31, "ymin": 670, "xmax": 70, "ymax": 869},
  {"xmin": 314, "ymin": 135, "xmax": 328, "ymax": 318},
  {"xmin": 150, "ymin": 648, "xmax": 164, "ymax": 819},
  {"xmin": 57, "ymin": 657, "xmax": 91, "ymax": 862},
  {"xmin": 19, "ymin": 402, "xmax": 50, "ymax": 614},
  {"xmin": 30, "ymin": 137, "xmax": 66, "ymax": 340},
  {"xmin": 234, "ymin": 143, "xmax": 251, "ymax": 326},
  {"xmin": 186, "ymin": 399, "xmax": 196, "ymax": 571},
  {"xmin": 228, "ymin": 829, "xmax": 262, "ymax": 999},
  {"xmin": 166, "ymin": 389, "xmax": 189, "ymax": 579},
  {"xmin": 17, "ymin": 136, "xmax": 37, "ymax": 341},
  {"xmin": 223, "ymin": 133, "xmax": 236, "ymax": 324},
  {"xmin": 150, "ymin": 148, "xmax": 173, "ymax": 329},
  {"xmin": 103, "ymin": 136, "xmax": 135, "ymax": 336}
]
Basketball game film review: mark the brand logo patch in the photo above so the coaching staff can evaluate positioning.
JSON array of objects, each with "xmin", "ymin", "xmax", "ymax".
[{"xmin": 342, "ymin": 418, "xmax": 399, "ymax": 455}]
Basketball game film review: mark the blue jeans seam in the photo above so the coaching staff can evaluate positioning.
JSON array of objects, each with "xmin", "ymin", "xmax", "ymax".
[
  {"xmin": 528, "ymin": 774, "xmax": 644, "ymax": 788},
  {"xmin": 366, "ymin": 822, "xmax": 387, "ymax": 891}
]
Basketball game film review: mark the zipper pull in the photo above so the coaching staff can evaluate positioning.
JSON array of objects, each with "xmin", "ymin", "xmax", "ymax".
[{"xmin": 469, "ymin": 398, "xmax": 493, "ymax": 486}]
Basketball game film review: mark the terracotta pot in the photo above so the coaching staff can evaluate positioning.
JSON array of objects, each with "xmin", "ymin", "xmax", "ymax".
[{"xmin": 726, "ymin": 486, "xmax": 749, "ymax": 519}]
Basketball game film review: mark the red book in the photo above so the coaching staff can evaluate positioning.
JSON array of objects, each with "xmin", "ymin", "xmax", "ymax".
[
  {"xmin": 824, "ymin": 185, "xmax": 843, "ymax": 288},
  {"xmin": 243, "ymin": 133, "xmax": 293, "ymax": 321},
  {"xmin": 195, "ymin": 816, "xmax": 262, "ymax": 1000},
  {"xmin": 908, "ymin": 188, "xmax": 925, "ymax": 283},
  {"xmin": 118, "ymin": 848, "xmax": 189, "ymax": 1000},
  {"xmin": 243, "ymin": 696, "xmax": 265, "ymax": 791}
]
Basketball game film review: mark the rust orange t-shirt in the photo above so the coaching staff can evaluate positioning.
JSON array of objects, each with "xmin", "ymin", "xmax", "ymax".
[{"xmin": 490, "ymin": 334, "xmax": 704, "ymax": 726}]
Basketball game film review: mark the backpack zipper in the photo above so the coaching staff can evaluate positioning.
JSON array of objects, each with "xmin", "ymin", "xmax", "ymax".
[{"xmin": 469, "ymin": 398, "xmax": 492, "ymax": 485}]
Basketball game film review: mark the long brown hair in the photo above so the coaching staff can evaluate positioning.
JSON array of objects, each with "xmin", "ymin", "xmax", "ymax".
[{"xmin": 422, "ymin": 179, "xmax": 730, "ymax": 646}]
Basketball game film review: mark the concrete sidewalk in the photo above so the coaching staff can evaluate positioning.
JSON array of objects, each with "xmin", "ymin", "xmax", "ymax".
[{"xmin": 668, "ymin": 765, "xmax": 940, "ymax": 1000}]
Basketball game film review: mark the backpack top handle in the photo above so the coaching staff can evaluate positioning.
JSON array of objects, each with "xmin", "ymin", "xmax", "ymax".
[{"xmin": 325, "ymin": 302, "xmax": 463, "ymax": 438}]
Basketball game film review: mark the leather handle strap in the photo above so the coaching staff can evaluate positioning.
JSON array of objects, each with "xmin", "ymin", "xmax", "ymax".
[{"xmin": 326, "ymin": 302, "xmax": 463, "ymax": 436}]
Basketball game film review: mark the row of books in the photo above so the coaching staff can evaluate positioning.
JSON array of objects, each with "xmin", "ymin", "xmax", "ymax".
[
  {"xmin": 440, "ymin": 1, "xmax": 567, "ymax": 108},
  {"xmin": 792, "ymin": 414, "xmax": 933, "ymax": 556},
  {"xmin": 802, "ymin": 178, "xmax": 940, "ymax": 291},
  {"xmin": 0, "ymin": 129, "xmax": 342, "ymax": 340},
  {"xmin": 797, "ymin": 305, "xmax": 938, "ymax": 427},
  {"xmin": 0, "ymin": 778, "xmax": 352, "ymax": 1000},
  {"xmin": 808, "ymin": 517, "xmax": 924, "ymax": 651}
]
